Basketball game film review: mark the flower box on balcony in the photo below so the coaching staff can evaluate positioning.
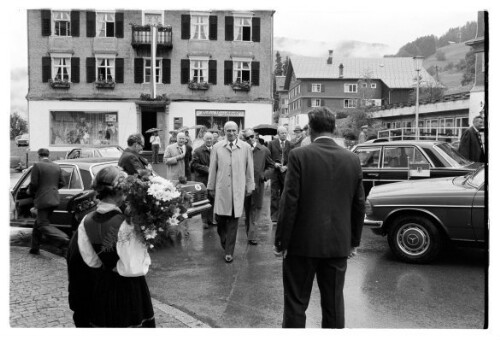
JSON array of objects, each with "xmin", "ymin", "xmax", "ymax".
[
  {"xmin": 95, "ymin": 80, "xmax": 116, "ymax": 89},
  {"xmin": 49, "ymin": 79, "xmax": 70, "ymax": 89},
  {"xmin": 188, "ymin": 81, "xmax": 210, "ymax": 91},
  {"xmin": 231, "ymin": 81, "xmax": 251, "ymax": 92}
]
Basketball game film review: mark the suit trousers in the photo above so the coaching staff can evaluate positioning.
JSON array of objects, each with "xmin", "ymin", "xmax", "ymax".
[
  {"xmin": 151, "ymin": 144, "xmax": 160, "ymax": 164},
  {"xmin": 31, "ymin": 208, "xmax": 70, "ymax": 251},
  {"xmin": 282, "ymin": 255, "xmax": 347, "ymax": 328},
  {"xmin": 201, "ymin": 194, "xmax": 215, "ymax": 224},
  {"xmin": 270, "ymin": 171, "xmax": 286, "ymax": 221},
  {"xmin": 244, "ymin": 195, "xmax": 260, "ymax": 241},
  {"xmin": 216, "ymin": 211, "xmax": 239, "ymax": 256}
]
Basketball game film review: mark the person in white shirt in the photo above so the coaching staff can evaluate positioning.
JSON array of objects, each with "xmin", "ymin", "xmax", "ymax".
[
  {"xmin": 67, "ymin": 166, "xmax": 155, "ymax": 327},
  {"xmin": 149, "ymin": 131, "xmax": 162, "ymax": 164}
]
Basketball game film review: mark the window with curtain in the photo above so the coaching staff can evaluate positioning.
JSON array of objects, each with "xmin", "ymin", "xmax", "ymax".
[
  {"xmin": 53, "ymin": 11, "xmax": 71, "ymax": 36},
  {"xmin": 96, "ymin": 12, "xmax": 115, "ymax": 37},
  {"xmin": 312, "ymin": 84, "xmax": 322, "ymax": 92},
  {"xmin": 234, "ymin": 17, "xmax": 252, "ymax": 41},
  {"xmin": 233, "ymin": 61, "xmax": 251, "ymax": 82},
  {"xmin": 191, "ymin": 15, "xmax": 209, "ymax": 40},
  {"xmin": 144, "ymin": 59, "xmax": 162, "ymax": 83},
  {"xmin": 344, "ymin": 84, "xmax": 358, "ymax": 93},
  {"xmin": 190, "ymin": 59, "xmax": 208, "ymax": 82},
  {"xmin": 344, "ymin": 99, "xmax": 356, "ymax": 108},
  {"xmin": 96, "ymin": 58, "xmax": 115, "ymax": 81},
  {"xmin": 52, "ymin": 57, "xmax": 71, "ymax": 81}
]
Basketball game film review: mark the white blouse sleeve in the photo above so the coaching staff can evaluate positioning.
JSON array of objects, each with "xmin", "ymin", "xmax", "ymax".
[
  {"xmin": 77, "ymin": 216, "xmax": 103, "ymax": 268},
  {"xmin": 116, "ymin": 220, "xmax": 151, "ymax": 277}
]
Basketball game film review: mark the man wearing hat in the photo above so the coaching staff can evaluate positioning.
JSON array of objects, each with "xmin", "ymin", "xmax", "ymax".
[
  {"xmin": 358, "ymin": 125, "xmax": 368, "ymax": 144},
  {"xmin": 28, "ymin": 148, "xmax": 69, "ymax": 255},
  {"xmin": 290, "ymin": 126, "xmax": 305, "ymax": 149}
]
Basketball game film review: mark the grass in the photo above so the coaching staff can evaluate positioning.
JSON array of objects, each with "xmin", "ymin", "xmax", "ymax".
[{"xmin": 423, "ymin": 43, "xmax": 471, "ymax": 90}]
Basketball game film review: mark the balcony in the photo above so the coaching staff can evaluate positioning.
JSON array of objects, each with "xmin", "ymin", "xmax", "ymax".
[{"xmin": 131, "ymin": 25, "xmax": 173, "ymax": 48}]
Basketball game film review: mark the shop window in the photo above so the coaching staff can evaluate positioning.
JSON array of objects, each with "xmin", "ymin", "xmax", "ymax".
[{"xmin": 50, "ymin": 111, "xmax": 118, "ymax": 146}]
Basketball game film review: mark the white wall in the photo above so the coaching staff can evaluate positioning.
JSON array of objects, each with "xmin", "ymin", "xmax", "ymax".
[{"xmin": 28, "ymin": 100, "xmax": 138, "ymax": 151}]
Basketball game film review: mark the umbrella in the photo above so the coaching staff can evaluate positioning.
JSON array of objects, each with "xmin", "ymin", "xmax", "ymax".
[
  {"xmin": 208, "ymin": 128, "xmax": 220, "ymax": 133},
  {"xmin": 145, "ymin": 128, "xmax": 163, "ymax": 134},
  {"xmin": 253, "ymin": 124, "xmax": 278, "ymax": 136},
  {"xmin": 177, "ymin": 126, "xmax": 190, "ymax": 132},
  {"xmin": 190, "ymin": 125, "xmax": 206, "ymax": 129}
]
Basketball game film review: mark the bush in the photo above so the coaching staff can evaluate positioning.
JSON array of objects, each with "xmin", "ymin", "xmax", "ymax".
[
  {"xmin": 435, "ymin": 50, "xmax": 446, "ymax": 61},
  {"xmin": 10, "ymin": 112, "xmax": 28, "ymax": 140}
]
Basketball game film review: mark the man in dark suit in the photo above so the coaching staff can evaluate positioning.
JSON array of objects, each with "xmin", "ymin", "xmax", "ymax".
[
  {"xmin": 184, "ymin": 142, "xmax": 193, "ymax": 180},
  {"xmin": 458, "ymin": 115, "xmax": 486, "ymax": 163},
  {"xmin": 267, "ymin": 126, "xmax": 291, "ymax": 223},
  {"xmin": 274, "ymin": 107, "xmax": 365, "ymax": 328},
  {"xmin": 243, "ymin": 128, "xmax": 274, "ymax": 245},
  {"xmin": 118, "ymin": 133, "xmax": 150, "ymax": 175},
  {"xmin": 191, "ymin": 132, "xmax": 215, "ymax": 227},
  {"xmin": 29, "ymin": 148, "xmax": 69, "ymax": 255}
]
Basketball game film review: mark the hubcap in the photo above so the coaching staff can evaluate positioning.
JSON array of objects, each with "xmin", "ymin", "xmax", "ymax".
[{"xmin": 396, "ymin": 223, "xmax": 430, "ymax": 257}]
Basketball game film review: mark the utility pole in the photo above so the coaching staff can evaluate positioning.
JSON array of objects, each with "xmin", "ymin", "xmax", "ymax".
[{"xmin": 150, "ymin": 24, "xmax": 157, "ymax": 98}]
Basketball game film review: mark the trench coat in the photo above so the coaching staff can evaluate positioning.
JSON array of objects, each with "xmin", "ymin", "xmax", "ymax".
[
  {"xmin": 207, "ymin": 139, "xmax": 255, "ymax": 218},
  {"xmin": 163, "ymin": 143, "xmax": 185, "ymax": 181}
]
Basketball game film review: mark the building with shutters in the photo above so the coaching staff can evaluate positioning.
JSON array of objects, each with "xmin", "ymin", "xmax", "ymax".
[{"xmin": 26, "ymin": 9, "xmax": 275, "ymax": 156}]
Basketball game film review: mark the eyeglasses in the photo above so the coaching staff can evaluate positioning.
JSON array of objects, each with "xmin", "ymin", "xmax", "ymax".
[
  {"xmin": 137, "ymin": 142, "xmax": 144, "ymax": 147},
  {"xmin": 246, "ymin": 135, "xmax": 255, "ymax": 140}
]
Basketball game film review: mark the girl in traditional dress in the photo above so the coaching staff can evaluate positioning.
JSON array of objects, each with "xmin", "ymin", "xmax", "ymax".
[{"xmin": 69, "ymin": 166, "xmax": 155, "ymax": 327}]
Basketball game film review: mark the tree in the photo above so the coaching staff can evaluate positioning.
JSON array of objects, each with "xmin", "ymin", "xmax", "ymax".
[
  {"xmin": 409, "ymin": 83, "xmax": 444, "ymax": 103},
  {"xmin": 461, "ymin": 49, "xmax": 476, "ymax": 86},
  {"xmin": 282, "ymin": 56, "xmax": 290, "ymax": 76},
  {"xmin": 274, "ymin": 51, "xmax": 283, "ymax": 76},
  {"xmin": 10, "ymin": 112, "xmax": 28, "ymax": 140}
]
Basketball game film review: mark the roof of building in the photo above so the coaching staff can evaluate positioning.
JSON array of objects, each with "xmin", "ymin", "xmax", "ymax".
[
  {"xmin": 275, "ymin": 75, "xmax": 286, "ymax": 91},
  {"xmin": 289, "ymin": 56, "xmax": 438, "ymax": 89}
]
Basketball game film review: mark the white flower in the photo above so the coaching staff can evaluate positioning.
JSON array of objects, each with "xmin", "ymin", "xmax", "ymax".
[
  {"xmin": 167, "ymin": 217, "xmax": 179, "ymax": 226},
  {"xmin": 147, "ymin": 178, "xmax": 181, "ymax": 202},
  {"xmin": 144, "ymin": 229, "xmax": 157, "ymax": 240},
  {"xmin": 141, "ymin": 226, "xmax": 146, "ymax": 230},
  {"xmin": 182, "ymin": 213, "xmax": 188, "ymax": 219}
]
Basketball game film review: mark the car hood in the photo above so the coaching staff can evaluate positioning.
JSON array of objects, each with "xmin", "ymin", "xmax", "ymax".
[{"xmin": 368, "ymin": 175, "xmax": 474, "ymax": 200}]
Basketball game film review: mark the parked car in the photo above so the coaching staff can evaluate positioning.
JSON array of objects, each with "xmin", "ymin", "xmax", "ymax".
[
  {"xmin": 15, "ymin": 133, "xmax": 29, "ymax": 147},
  {"xmin": 10, "ymin": 158, "xmax": 211, "ymax": 232},
  {"xmin": 351, "ymin": 140, "xmax": 480, "ymax": 197},
  {"xmin": 65, "ymin": 145, "xmax": 124, "ymax": 159},
  {"xmin": 10, "ymin": 156, "xmax": 26, "ymax": 172},
  {"xmin": 364, "ymin": 166, "xmax": 485, "ymax": 264}
]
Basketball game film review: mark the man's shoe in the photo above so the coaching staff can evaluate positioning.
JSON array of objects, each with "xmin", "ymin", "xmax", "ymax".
[
  {"xmin": 29, "ymin": 249, "xmax": 40, "ymax": 255},
  {"xmin": 209, "ymin": 221, "xmax": 218, "ymax": 226},
  {"xmin": 248, "ymin": 240, "xmax": 258, "ymax": 245}
]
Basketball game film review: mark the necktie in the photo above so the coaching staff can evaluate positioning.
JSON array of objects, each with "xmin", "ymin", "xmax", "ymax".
[
  {"xmin": 178, "ymin": 147, "xmax": 183, "ymax": 155},
  {"xmin": 477, "ymin": 132, "xmax": 484, "ymax": 151},
  {"xmin": 280, "ymin": 141, "xmax": 285, "ymax": 165},
  {"xmin": 229, "ymin": 142, "xmax": 233, "ymax": 149}
]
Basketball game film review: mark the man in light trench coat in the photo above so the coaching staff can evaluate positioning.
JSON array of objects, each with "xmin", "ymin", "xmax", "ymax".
[{"xmin": 207, "ymin": 121, "xmax": 255, "ymax": 263}]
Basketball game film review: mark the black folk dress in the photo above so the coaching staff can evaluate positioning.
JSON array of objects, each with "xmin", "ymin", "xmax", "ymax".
[{"xmin": 83, "ymin": 210, "xmax": 155, "ymax": 328}]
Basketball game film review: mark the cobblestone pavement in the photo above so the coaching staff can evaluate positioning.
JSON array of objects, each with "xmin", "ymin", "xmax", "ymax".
[{"xmin": 10, "ymin": 246, "xmax": 209, "ymax": 328}]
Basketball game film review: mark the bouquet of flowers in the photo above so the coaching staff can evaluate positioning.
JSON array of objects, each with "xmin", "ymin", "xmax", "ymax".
[{"xmin": 119, "ymin": 170, "xmax": 192, "ymax": 250}]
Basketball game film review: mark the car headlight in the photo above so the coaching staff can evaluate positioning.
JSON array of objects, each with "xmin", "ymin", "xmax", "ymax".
[{"xmin": 365, "ymin": 199, "xmax": 373, "ymax": 217}]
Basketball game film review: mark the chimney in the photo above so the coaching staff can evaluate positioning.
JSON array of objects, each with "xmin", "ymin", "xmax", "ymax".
[
  {"xmin": 339, "ymin": 63, "xmax": 344, "ymax": 78},
  {"xmin": 327, "ymin": 50, "xmax": 333, "ymax": 64}
]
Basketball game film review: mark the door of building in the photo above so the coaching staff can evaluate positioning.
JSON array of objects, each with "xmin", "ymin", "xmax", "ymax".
[{"xmin": 141, "ymin": 111, "xmax": 157, "ymax": 151}]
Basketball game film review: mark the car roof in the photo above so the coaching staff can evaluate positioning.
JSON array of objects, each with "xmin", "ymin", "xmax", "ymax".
[
  {"xmin": 70, "ymin": 145, "xmax": 122, "ymax": 150},
  {"xmin": 356, "ymin": 140, "xmax": 445, "ymax": 147},
  {"xmin": 55, "ymin": 157, "xmax": 119, "ymax": 170}
]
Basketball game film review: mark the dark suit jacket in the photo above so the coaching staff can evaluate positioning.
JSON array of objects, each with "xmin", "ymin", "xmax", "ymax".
[
  {"xmin": 275, "ymin": 138, "xmax": 365, "ymax": 258},
  {"xmin": 184, "ymin": 144, "xmax": 193, "ymax": 178},
  {"xmin": 191, "ymin": 144, "xmax": 211, "ymax": 185},
  {"xmin": 458, "ymin": 127, "xmax": 485, "ymax": 163},
  {"xmin": 249, "ymin": 143, "xmax": 275, "ymax": 208},
  {"xmin": 118, "ymin": 148, "xmax": 148, "ymax": 175},
  {"xmin": 268, "ymin": 138, "xmax": 291, "ymax": 166},
  {"xmin": 29, "ymin": 159, "xmax": 65, "ymax": 210}
]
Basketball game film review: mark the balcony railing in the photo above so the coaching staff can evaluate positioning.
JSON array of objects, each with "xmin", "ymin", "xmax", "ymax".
[{"xmin": 131, "ymin": 25, "xmax": 173, "ymax": 48}]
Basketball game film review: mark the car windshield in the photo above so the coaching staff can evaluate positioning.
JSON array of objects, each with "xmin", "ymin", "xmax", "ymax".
[
  {"xmin": 434, "ymin": 143, "xmax": 473, "ymax": 167},
  {"xmin": 98, "ymin": 147, "xmax": 123, "ymax": 157},
  {"xmin": 465, "ymin": 167, "xmax": 484, "ymax": 188},
  {"xmin": 91, "ymin": 163, "xmax": 119, "ymax": 176}
]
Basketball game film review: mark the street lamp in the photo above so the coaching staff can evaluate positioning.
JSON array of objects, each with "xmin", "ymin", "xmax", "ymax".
[{"xmin": 413, "ymin": 56, "xmax": 424, "ymax": 139}]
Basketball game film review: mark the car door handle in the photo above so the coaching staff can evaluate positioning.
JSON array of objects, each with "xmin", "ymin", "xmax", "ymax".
[{"xmin": 366, "ymin": 173, "xmax": 379, "ymax": 178}]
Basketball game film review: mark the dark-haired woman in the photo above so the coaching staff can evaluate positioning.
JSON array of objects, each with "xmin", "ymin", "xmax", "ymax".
[{"xmin": 67, "ymin": 166, "xmax": 155, "ymax": 327}]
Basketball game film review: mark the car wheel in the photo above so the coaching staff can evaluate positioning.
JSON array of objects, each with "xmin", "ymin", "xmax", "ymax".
[{"xmin": 387, "ymin": 215, "xmax": 442, "ymax": 264}]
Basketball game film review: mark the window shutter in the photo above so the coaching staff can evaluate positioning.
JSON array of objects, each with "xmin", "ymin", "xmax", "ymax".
[
  {"xmin": 251, "ymin": 61, "xmax": 260, "ymax": 86},
  {"xmin": 134, "ymin": 58, "xmax": 143, "ymax": 84},
  {"xmin": 41, "ymin": 10, "xmax": 51, "ymax": 36},
  {"xmin": 224, "ymin": 60, "xmax": 233, "ymax": 84},
  {"xmin": 209, "ymin": 15, "xmax": 217, "ymax": 40},
  {"xmin": 86, "ymin": 57, "xmax": 95, "ymax": 83},
  {"xmin": 321, "ymin": 99, "xmax": 325, "ymax": 106},
  {"xmin": 225, "ymin": 16, "xmax": 233, "ymax": 41},
  {"xmin": 252, "ymin": 17, "xmax": 260, "ymax": 42},
  {"xmin": 307, "ymin": 99, "xmax": 311, "ymax": 107},
  {"xmin": 162, "ymin": 59, "xmax": 171, "ymax": 84},
  {"xmin": 70, "ymin": 11, "xmax": 80, "ymax": 37},
  {"xmin": 86, "ymin": 11, "xmax": 96, "ymax": 37},
  {"xmin": 181, "ymin": 15, "xmax": 190, "ymax": 40},
  {"xmin": 42, "ymin": 57, "xmax": 51, "ymax": 82},
  {"xmin": 181, "ymin": 59, "xmax": 190, "ymax": 84},
  {"xmin": 321, "ymin": 84, "xmax": 325, "ymax": 92},
  {"xmin": 115, "ymin": 12, "xmax": 124, "ymax": 38},
  {"xmin": 310, "ymin": 84, "xmax": 313, "ymax": 92},
  {"xmin": 71, "ymin": 58, "xmax": 80, "ymax": 83},
  {"xmin": 208, "ymin": 60, "xmax": 217, "ymax": 84},
  {"xmin": 115, "ymin": 58, "xmax": 124, "ymax": 83}
]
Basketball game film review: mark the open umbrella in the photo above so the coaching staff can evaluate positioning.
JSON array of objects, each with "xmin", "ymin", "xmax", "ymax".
[
  {"xmin": 208, "ymin": 128, "xmax": 220, "ymax": 133},
  {"xmin": 253, "ymin": 124, "xmax": 277, "ymax": 136},
  {"xmin": 177, "ymin": 126, "xmax": 190, "ymax": 132},
  {"xmin": 145, "ymin": 128, "xmax": 163, "ymax": 134},
  {"xmin": 190, "ymin": 125, "xmax": 206, "ymax": 129}
]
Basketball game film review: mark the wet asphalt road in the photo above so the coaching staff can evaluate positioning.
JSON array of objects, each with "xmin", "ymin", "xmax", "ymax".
[{"xmin": 146, "ymin": 187, "xmax": 486, "ymax": 329}]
